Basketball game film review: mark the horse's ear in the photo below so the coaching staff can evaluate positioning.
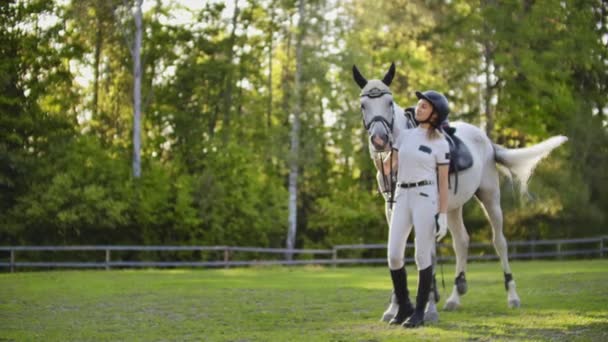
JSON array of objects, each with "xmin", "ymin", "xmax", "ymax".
[
  {"xmin": 352, "ymin": 65, "xmax": 368, "ymax": 89},
  {"xmin": 382, "ymin": 62, "xmax": 396, "ymax": 86}
]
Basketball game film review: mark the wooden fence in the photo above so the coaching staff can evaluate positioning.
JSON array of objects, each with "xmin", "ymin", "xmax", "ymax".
[{"xmin": 1, "ymin": 236, "xmax": 606, "ymax": 272}]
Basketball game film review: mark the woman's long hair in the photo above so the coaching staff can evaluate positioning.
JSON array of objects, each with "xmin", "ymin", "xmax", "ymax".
[{"xmin": 426, "ymin": 111, "xmax": 443, "ymax": 140}]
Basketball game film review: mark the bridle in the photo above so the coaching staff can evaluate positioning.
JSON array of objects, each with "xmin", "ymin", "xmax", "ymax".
[
  {"xmin": 360, "ymin": 87, "xmax": 395, "ymax": 135},
  {"xmin": 360, "ymin": 86, "xmax": 397, "ymax": 208}
]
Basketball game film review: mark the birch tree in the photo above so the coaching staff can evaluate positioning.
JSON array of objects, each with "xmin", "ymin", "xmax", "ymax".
[
  {"xmin": 286, "ymin": 0, "xmax": 305, "ymax": 259},
  {"xmin": 131, "ymin": 0, "xmax": 143, "ymax": 178},
  {"xmin": 112, "ymin": 0, "xmax": 144, "ymax": 177},
  {"xmin": 114, "ymin": 0, "xmax": 144, "ymax": 177}
]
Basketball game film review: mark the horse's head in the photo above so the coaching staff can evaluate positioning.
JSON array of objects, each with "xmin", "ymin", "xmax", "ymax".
[{"xmin": 352, "ymin": 63, "xmax": 396, "ymax": 152}]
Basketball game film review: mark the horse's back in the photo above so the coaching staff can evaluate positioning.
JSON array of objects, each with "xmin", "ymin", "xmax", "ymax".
[{"xmin": 450, "ymin": 122, "xmax": 494, "ymax": 162}]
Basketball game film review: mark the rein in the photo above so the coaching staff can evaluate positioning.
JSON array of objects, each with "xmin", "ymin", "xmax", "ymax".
[
  {"xmin": 360, "ymin": 87, "xmax": 395, "ymax": 133},
  {"xmin": 375, "ymin": 147, "xmax": 395, "ymax": 209}
]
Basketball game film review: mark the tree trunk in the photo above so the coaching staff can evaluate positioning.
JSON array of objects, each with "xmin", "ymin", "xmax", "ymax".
[
  {"xmin": 483, "ymin": 39, "xmax": 494, "ymax": 140},
  {"xmin": 267, "ymin": 1, "xmax": 275, "ymax": 129},
  {"xmin": 481, "ymin": 0, "xmax": 495, "ymax": 140},
  {"xmin": 93, "ymin": 12, "xmax": 103, "ymax": 119},
  {"xmin": 222, "ymin": 0, "xmax": 239, "ymax": 143},
  {"xmin": 132, "ymin": 0, "xmax": 143, "ymax": 178},
  {"xmin": 286, "ymin": 0, "xmax": 305, "ymax": 260},
  {"xmin": 280, "ymin": 14, "xmax": 293, "ymax": 128},
  {"xmin": 208, "ymin": 85, "xmax": 219, "ymax": 136}
]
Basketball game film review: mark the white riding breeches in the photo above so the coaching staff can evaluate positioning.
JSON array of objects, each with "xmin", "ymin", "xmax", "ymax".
[{"xmin": 387, "ymin": 184, "xmax": 438, "ymax": 271}]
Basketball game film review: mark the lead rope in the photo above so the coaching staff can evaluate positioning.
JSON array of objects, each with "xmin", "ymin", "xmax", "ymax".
[
  {"xmin": 436, "ymin": 240, "xmax": 446, "ymax": 292},
  {"xmin": 377, "ymin": 148, "xmax": 395, "ymax": 210},
  {"xmin": 377, "ymin": 153, "xmax": 388, "ymax": 202},
  {"xmin": 388, "ymin": 144, "xmax": 395, "ymax": 209}
]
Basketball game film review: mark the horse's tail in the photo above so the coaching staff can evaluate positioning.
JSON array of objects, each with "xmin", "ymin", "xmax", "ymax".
[{"xmin": 493, "ymin": 135, "xmax": 568, "ymax": 194}]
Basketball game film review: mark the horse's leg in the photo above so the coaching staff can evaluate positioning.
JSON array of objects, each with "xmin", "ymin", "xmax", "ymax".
[
  {"xmin": 379, "ymin": 172, "xmax": 399, "ymax": 322},
  {"xmin": 424, "ymin": 249, "xmax": 439, "ymax": 323},
  {"xmin": 444, "ymin": 206, "xmax": 469, "ymax": 311},
  {"xmin": 476, "ymin": 179, "xmax": 521, "ymax": 309},
  {"xmin": 380, "ymin": 197, "xmax": 399, "ymax": 322},
  {"xmin": 381, "ymin": 292, "xmax": 399, "ymax": 322}
]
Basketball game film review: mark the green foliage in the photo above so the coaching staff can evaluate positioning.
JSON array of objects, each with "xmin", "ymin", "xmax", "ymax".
[
  {"xmin": 0, "ymin": 0, "xmax": 75, "ymax": 244},
  {"xmin": 192, "ymin": 141, "xmax": 288, "ymax": 248},
  {"xmin": 8, "ymin": 137, "xmax": 132, "ymax": 244},
  {"xmin": 307, "ymin": 186, "xmax": 386, "ymax": 247},
  {"xmin": 0, "ymin": 0, "xmax": 606, "ymax": 248}
]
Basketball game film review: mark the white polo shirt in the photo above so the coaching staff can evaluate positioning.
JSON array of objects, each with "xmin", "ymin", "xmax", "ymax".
[{"xmin": 393, "ymin": 127, "xmax": 450, "ymax": 184}]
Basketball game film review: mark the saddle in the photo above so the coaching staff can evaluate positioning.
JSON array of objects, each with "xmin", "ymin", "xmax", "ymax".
[
  {"xmin": 442, "ymin": 124, "xmax": 473, "ymax": 194},
  {"xmin": 444, "ymin": 130, "xmax": 473, "ymax": 174}
]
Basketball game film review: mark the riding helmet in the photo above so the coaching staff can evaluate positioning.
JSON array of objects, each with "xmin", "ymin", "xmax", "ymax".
[{"xmin": 415, "ymin": 90, "xmax": 450, "ymax": 122}]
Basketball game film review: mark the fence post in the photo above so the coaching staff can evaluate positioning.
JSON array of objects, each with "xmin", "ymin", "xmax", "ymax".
[
  {"xmin": 332, "ymin": 248, "xmax": 337, "ymax": 268},
  {"xmin": 600, "ymin": 238, "xmax": 604, "ymax": 258},
  {"xmin": 224, "ymin": 248, "xmax": 230, "ymax": 269},
  {"xmin": 105, "ymin": 249, "xmax": 111, "ymax": 270},
  {"xmin": 531, "ymin": 241, "xmax": 536, "ymax": 260},
  {"xmin": 10, "ymin": 249, "xmax": 15, "ymax": 273},
  {"xmin": 557, "ymin": 242, "xmax": 562, "ymax": 260}
]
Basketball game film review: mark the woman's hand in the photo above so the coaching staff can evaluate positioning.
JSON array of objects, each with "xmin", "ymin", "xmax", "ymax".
[
  {"xmin": 436, "ymin": 163, "xmax": 450, "ymax": 241},
  {"xmin": 435, "ymin": 213, "xmax": 448, "ymax": 241}
]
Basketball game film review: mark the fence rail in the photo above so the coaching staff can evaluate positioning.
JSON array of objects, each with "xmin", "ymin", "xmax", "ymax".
[{"xmin": 1, "ymin": 236, "xmax": 606, "ymax": 272}]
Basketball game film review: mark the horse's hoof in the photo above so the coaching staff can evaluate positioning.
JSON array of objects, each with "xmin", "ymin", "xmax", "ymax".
[
  {"xmin": 443, "ymin": 301, "xmax": 460, "ymax": 311},
  {"xmin": 424, "ymin": 310, "xmax": 439, "ymax": 323},
  {"xmin": 381, "ymin": 312, "xmax": 395, "ymax": 322},
  {"xmin": 508, "ymin": 299, "xmax": 521, "ymax": 308},
  {"xmin": 456, "ymin": 280, "xmax": 468, "ymax": 295}
]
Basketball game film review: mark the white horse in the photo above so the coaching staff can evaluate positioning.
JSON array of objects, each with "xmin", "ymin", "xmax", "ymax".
[{"xmin": 352, "ymin": 63, "xmax": 568, "ymax": 322}]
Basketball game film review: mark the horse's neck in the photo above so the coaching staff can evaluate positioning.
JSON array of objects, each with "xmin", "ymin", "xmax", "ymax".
[{"xmin": 392, "ymin": 102, "xmax": 416, "ymax": 138}]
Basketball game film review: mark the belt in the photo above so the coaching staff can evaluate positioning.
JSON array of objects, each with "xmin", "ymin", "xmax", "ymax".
[{"xmin": 398, "ymin": 180, "xmax": 434, "ymax": 189}]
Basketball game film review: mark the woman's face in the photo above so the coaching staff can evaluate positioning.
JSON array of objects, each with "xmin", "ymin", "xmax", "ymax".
[{"xmin": 415, "ymin": 99, "xmax": 434, "ymax": 123}]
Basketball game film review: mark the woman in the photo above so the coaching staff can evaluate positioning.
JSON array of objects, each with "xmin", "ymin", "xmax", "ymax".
[{"xmin": 377, "ymin": 90, "xmax": 450, "ymax": 328}]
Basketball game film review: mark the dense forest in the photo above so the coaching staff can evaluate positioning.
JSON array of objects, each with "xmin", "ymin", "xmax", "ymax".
[{"xmin": 1, "ymin": 0, "xmax": 606, "ymax": 251}]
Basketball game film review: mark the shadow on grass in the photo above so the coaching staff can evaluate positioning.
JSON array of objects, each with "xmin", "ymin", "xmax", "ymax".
[{"xmin": 439, "ymin": 319, "xmax": 608, "ymax": 341}]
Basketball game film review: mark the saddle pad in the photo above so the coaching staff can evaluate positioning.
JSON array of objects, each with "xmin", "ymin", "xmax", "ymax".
[{"xmin": 447, "ymin": 134, "xmax": 473, "ymax": 174}]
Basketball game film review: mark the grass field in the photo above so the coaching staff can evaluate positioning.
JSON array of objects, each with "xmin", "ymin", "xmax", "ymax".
[{"xmin": 1, "ymin": 260, "xmax": 607, "ymax": 341}]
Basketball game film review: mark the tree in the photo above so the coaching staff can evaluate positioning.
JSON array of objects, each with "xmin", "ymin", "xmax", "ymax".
[
  {"xmin": 286, "ymin": 0, "xmax": 305, "ymax": 258},
  {"xmin": 126, "ymin": 0, "xmax": 144, "ymax": 178},
  {"xmin": 0, "ymin": 0, "xmax": 76, "ymax": 243}
]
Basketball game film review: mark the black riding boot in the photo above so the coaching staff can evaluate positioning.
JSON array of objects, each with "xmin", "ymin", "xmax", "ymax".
[
  {"xmin": 403, "ymin": 265, "xmax": 433, "ymax": 328},
  {"xmin": 388, "ymin": 267, "xmax": 414, "ymax": 325}
]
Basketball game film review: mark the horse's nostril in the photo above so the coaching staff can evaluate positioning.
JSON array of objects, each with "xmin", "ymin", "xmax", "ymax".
[{"xmin": 372, "ymin": 135, "xmax": 386, "ymax": 148}]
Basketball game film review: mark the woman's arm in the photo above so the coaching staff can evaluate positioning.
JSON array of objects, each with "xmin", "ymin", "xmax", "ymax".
[{"xmin": 437, "ymin": 164, "xmax": 449, "ymax": 213}]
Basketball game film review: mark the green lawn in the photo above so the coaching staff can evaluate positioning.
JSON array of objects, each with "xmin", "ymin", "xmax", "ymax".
[{"xmin": 1, "ymin": 260, "xmax": 607, "ymax": 341}]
